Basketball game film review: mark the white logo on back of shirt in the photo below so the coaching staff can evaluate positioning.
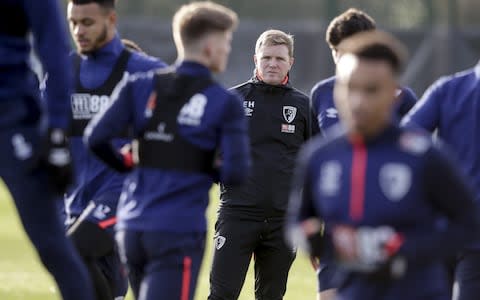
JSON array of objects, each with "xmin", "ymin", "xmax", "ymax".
[
  {"xmin": 178, "ymin": 94, "xmax": 207, "ymax": 126},
  {"xmin": 379, "ymin": 163, "xmax": 412, "ymax": 202},
  {"xmin": 143, "ymin": 122, "xmax": 174, "ymax": 142},
  {"xmin": 71, "ymin": 93, "xmax": 111, "ymax": 120}
]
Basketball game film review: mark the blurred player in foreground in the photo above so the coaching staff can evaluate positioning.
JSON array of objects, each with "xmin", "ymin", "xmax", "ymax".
[
  {"xmin": 402, "ymin": 59, "xmax": 480, "ymax": 300},
  {"xmin": 288, "ymin": 30, "xmax": 479, "ymax": 300},
  {"xmin": 309, "ymin": 9, "xmax": 417, "ymax": 300},
  {"xmin": 58, "ymin": 0, "xmax": 166, "ymax": 298},
  {"xmin": 0, "ymin": 0, "xmax": 94, "ymax": 299}
]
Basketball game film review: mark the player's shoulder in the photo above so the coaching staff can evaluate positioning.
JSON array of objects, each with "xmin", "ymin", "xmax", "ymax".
[
  {"xmin": 209, "ymin": 81, "xmax": 236, "ymax": 98},
  {"xmin": 120, "ymin": 66, "xmax": 173, "ymax": 91},
  {"xmin": 289, "ymin": 87, "xmax": 312, "ymax": 115},
  {"xmin": 202, "ymin": 84, "xmax": 244, "ymax": 123},
  {"xmin": 288, "ymin": 85, "xmax": 309, "ymax": 102},
  {"xmin": 399, "ymin": 86, "xmax": 417, "ymax": 100},
  {"xmin": 396, "ymin": 127, "xmax": 434, "ymax": 156},
  {"xmin": 127, "ymin": 51, "xmax": 168, "ymax": 73},
  {"xmin": 229, "ymin": 80, "xmax": 252, "ymax": 95},
  {"xmin": 301, "ymin": 125, "xmax": 346, "ymax": 159},
  {"xmin": 311, "ymin": 76, "xmax": 335, "ymax": 111},
  {"xmin": 449, "ymin": 67, "xmax": 477, "ymax": 82},
  {"xmin": 68, "ymin": 51, "xmax": 80, "ymax": 59},
  {"xmin": 396, "ymin": 86, "xmax": 418, "ymax": 114},
  {"xmin": 311, "ymin": 76, "xmax": 335, "ymax": 94},
  {"xmin": 202, "ymin": 81, "xmax": 241, "ymax": 109},
  {"xmin": 127, "ymin": 67, "xmax": 161, "ymax": 83},
  {"xmin": 433, "ymin": 67, "xmax": 478, "ymax": 91}
]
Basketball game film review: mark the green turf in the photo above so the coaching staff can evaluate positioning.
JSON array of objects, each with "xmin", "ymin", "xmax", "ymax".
[{"xmin": 0, "ymin": 182, "xmax": 316, "ymax": 299}]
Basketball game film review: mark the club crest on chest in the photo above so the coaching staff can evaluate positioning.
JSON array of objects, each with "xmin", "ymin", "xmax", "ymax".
[
  {"xmin": 379, "ymin": 163, "xmax": 412, "ymax": 202},
  {"xmin": 283, "ymin": 105, "xmax": 297, "ymax": 123}
]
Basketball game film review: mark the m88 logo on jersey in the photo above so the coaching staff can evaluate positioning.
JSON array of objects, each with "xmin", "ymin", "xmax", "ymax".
[{"xmin": 71, "ymin": 93, "xmax": 111, "ymax": 120}]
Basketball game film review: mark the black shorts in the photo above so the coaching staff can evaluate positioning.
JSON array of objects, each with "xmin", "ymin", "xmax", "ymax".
[{"xmin": 68, "ymin": 218, "xmax": 128, "ymax": 298}]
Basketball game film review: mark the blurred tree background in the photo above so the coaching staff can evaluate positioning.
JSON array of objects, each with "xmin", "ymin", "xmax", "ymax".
[
  {"xmin": 116, "ymin": 0, "xmax": 480, "ymax": 28},
  {"xmin": 62, "ymin": 0, "xmax": 480, "ymax": 96}
]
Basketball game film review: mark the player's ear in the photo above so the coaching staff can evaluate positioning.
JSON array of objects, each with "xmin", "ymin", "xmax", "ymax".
[
  {"xmin": 108, "ymin": 10, "xmax": 117, "ymax": 26},
  {"xmin": 203, "ymin": 36, "xmax": 213, "ymax": 60},
  {"xmin": 392, "ymin": 87, "xmax": 401, "ymax": 105}
]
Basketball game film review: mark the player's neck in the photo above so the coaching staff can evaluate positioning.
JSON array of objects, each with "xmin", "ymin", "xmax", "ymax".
[
  {"xmin": 349, "ymin": 122, "xmax": 392, "ymax": 141},
  {"xmin": 180, "ymin": 52, "xmax": 210, "ymax": 70}
]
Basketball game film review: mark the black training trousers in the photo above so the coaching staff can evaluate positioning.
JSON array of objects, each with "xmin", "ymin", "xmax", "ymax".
[{"xmin": 208, "ymin": 213, "xmax": 296, "ymax": 300}]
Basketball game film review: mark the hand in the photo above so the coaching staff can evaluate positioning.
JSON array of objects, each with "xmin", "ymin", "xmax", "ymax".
[
  {"xmin": 210, "ymin": 149, "xmax": 222, "ymax": 183},
  {"xmin": 332, "ymin": 225, "xmax": 404, "ymax": 273},
  {"xmin": 119, "ymin": 143, "xmax": 134, "ymax": 170},
  {"xmin": 309, "ymin": 255, "xmax": 320, "ymax": 270},
  {"xmin": 43, "ymin": 128, "xmax": 73, "ymax": 195},
  {"xmin": 302, "ymin": 218, "xmax": 325, "ymax": 258}
]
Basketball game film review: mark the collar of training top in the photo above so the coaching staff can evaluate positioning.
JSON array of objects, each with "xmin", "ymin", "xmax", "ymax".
[
  {"xmin": 85, "ymin": 34, "xmax": 123, "ymax": 60},
  {"xmin": 347, "ymin": 124, "xmax": 400, "ymax": 146},
  {"xmin": 248, "ymin": 75, "xmax": 293, "ymax": 91},
  {"xmin": 175, "ymin": 60, "xmax": 213, "ymax": 78}
]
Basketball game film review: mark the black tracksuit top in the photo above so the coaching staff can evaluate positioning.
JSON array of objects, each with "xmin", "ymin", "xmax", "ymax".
[{"xmin": 220, "ymin": 77, "xmax": 320, "ymax": 219}]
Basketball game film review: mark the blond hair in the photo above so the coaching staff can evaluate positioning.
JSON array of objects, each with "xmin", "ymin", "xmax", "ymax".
[
  {"xmin": 172, "ymin": 1, "xmax": 238, "ymax": 50},
  {"xmin": 255, "ymin": 29, "xmax": 294, "ymax": 57}
]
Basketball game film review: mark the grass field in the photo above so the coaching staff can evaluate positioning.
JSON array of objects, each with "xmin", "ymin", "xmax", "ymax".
[{"xmin": 0, "ymin": 181, "xmax": 316, "ymax": 300}]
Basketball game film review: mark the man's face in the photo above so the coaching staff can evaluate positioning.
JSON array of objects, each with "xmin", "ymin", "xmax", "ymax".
[
  {"xmin": 206, "ymin": 30, "xmax": 233, "ymax": 74},
  {"xmin": 334, "ymin": 54, "xmax": 397, "ymax": 137},
  {"xmin": 67, "ymin": 3, "xmax": 115, "ymax": 54},
  {"xmin": 254, "ymin": 44, "xmax": 293, "ymax": 85}
]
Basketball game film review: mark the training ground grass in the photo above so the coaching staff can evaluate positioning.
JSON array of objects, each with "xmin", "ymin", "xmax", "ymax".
[{"xmin": 0, "ymin": 182, "xmax": 316, "ymax": 299}]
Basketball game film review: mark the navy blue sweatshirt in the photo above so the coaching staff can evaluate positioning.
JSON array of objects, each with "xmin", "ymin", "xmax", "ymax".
[
  {"xmin": 0, "ymin": 0, "xmax": 71, "ymax": 129},
  {"xmin": 311, "ymin": 76, "xmax": 417, "ymax": 134},
  {"xmin": 288, "ymin": 125, "xmax": 478, "ymax": 299},
  {"xmin": 85, "ymin": 61, "xmax": 250, "ymax": 232},
  {"xmin": 45, "ymin": 36, "xmax": 166, "ymax": 219},
  {"xmin": 402, "ymin": 62, "xmax": 480, "ymax": 249},
  {"xmin": 402, "ymin": 62, "xmax": 480, "ymax": 204}
]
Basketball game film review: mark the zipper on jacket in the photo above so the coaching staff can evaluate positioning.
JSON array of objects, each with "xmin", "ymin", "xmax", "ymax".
[{"xmin": 349, "ymin": 136, "xmax": 367, "ymax": 221}]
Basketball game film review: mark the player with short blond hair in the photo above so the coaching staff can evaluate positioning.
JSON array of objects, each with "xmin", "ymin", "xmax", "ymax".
[{"xmin": 85, "ymin": 2, "xmax": 249, "ymax": 299}]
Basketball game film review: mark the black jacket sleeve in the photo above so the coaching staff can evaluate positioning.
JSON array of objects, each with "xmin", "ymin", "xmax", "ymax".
[
  {"xmin": 308, "ymin": 100, "xmax": 321, "ymax": 138},
  {"xmin": 286, "ymin": 140, "xmax": 326, "ymax": 255}
]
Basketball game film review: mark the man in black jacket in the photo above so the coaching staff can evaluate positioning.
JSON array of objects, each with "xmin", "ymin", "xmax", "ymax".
[{"xmin": 208, "ymin": 29, "xmax": 319, "ymax": 300}]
